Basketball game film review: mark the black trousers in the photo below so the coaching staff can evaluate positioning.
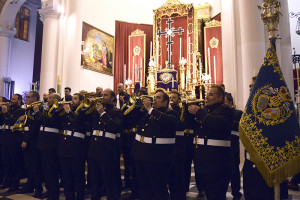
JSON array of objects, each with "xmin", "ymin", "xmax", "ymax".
[
  {"xmin": 243, "ymin": 159, "xmax": 288, "ymax": 200},
  {"xmin": 230, "ymin": 137, "xmax": 242, "ymax": 198},
  {"xmin": 121, "ymin": 137, "xmax": 132, "ymax": 187},
  {"xmin": 135, "ymin": 160, "xmax": 171, "ymax": 200},
  {"xmin": 1, "ymin": 144, "xmax": 22, "ymax": 189},
  {"xmin": 0, "ymin": 145, "xmax": 3, "ymax": 184},
  {"xmin": 23, "ymin": 146, "xmax": 43, "ymax": 192},
  {"xmin": 88, "ymin": 158, "xmax": 120, "ymax": 200},
  {"xmin": 40, "ymin": 150, "xmax": 60, "ymax": 200},
  {"xmin": 184, "ymin": 135, "xmax": 203, "ymax": 192},
  {"xmin": 169, "ymin": 151, "xmax": 186, "ymax": 200},
  {"xmin": 60, "ymin": 157, "xmax": 85, "ymax": 200}
]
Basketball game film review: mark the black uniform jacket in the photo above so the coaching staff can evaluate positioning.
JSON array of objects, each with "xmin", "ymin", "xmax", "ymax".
[
  {"xmin": 35, "ymin": 108, "xmax": 64, "ymax": 151},
  {"xmin": 21, "ymin": 108, "xmax": 42, "ymax": 147},
  {"xmin": 88, "ymin": 104, "xmax": 123, "ymax": 161},
  {"xmin": 131, "ymin": 107, "xmax": 179, "ymax": 163},
  {"xmin": 0, "ymin": 105, "xmax": 24, "ymax": 146},
  {"xmin": 57, "ymin": 109, "xmax": 87, "ymax": 158},
  {"xmin": 172, "ymin": 105, "xmax": 185, "ymax": 149},
  {"xmin": 193, "ymin": 103, "xmax": 234, "ymax": 174}
]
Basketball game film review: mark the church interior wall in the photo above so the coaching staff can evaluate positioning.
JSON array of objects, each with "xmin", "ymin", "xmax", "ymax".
[
  {"xmin": 288, "ymin": 0, "xmax": 300, "ymax": 55},
  {"xmin": 60, "ymin": 0, "xmax": 221, "ymax": 93},
  {"xmin": 8, "ymin": 3, "xmax": 38, "ymax": 95}
]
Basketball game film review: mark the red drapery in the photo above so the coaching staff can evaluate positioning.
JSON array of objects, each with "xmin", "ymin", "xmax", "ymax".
[
  {"xmin": 204, "ymin": 25, "xmax": 223, "ymax": 84},
  {"xmin": 129, "ymin": 34, "xmax": 146, "ymax": 86},
  {"xmin": 114, "ymin": 21, "xmax": 153, "ymax": 92}
]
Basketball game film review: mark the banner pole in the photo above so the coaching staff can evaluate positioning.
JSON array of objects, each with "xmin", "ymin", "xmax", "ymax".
[{"xmin": 274, "ymin": 183, "xmax": 280, "ymax": 200}]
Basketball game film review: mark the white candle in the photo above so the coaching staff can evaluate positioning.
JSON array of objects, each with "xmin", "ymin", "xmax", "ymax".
[
  {"xmin": 132, "ymin": 56, "xmax": 135, "ymax": 81},
  {"xmin": 150, "ymin": 41, "xmax": 152, "ymax": 58},
  {"xmin": 172, "ymin": 77, "xmax": 174, "ymax": 88},
  {"xmin": 124, "ymin": 64, "xmax": 126, "ymax": 84},
  {"xmin": 188, "ymin": 37, "xmax": 190, "ymax": 62},
  {"xmin": 157, "ymin": 40, "xmax": 159, "ymax": 66},
  {"xmin": 180, "ymin": 38, "xmax": 182, "ymax": 59},
  {"xmin": 214, "ymin": 56, "xmax": 216, "ymax": 84},
  {"xmin": 186, "ymin": 31, "xmax": 188, "ymax": 61},
  {"xmin": 140, "ymin": 58, "xmax": 143, "ymax": 85},
  {"xmin": 208, "ymin": 48, "xmax": 211, "ymax": 75}
]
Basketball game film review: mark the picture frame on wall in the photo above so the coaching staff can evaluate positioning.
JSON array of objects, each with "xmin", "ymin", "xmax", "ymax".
[{"xmin": 81, "ymin": 22, "xmax": 114, "ymax": 76}]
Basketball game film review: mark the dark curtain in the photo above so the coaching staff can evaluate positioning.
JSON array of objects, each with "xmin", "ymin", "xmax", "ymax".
[{"xmin": 114, "ymin": 21, "xmax": 153, "ymax": 93}]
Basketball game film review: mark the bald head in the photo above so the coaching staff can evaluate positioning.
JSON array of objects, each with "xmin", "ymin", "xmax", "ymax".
[
  {"xmin": 96, "ymin": 87, "xmax": 103, "ymax": 96},
  {"xmin": 48, "ymin": 93, "xmax": 61, "ymax": 106},
  {"xmin": 117, "ymin": 83, "xmax": 124, "ymax": 93}
]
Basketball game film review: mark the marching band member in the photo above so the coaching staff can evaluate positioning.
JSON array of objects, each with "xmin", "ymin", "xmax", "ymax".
[
  {"xmin": 0, "ymin": 95, "xmax": 24, "ymax": 193},
  {"xmin": 131, "ymin": 89, "xmax": 179, "ymax": 200},
  {"xmin": 188, "ymin": 85, "xmax": 234, "ymax": 200},
  {"xmin": 33, "ymin": 93, "xmax": 64, "ymax": 200},
  {"xmin": 88, "ymin": 89, "xmax": 123, "ymax": 200},
  {"xmin": 58, "ymin": 93, "xmax": 86, "ymax": 200},
  {"xmin": 18, "ymin": 91, "xmax": 43, "ymax": 198}
]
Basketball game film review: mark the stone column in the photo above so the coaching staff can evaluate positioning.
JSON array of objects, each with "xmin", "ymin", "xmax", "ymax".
[
  {"xmin": 0, "ymin": 27, "xmax": 16, "ymax": 96},
  {"xmin": 38, "ymin": 6, "xmax": 60, "ymax": 96},
  {"xmin": 222, "ymin": 0, "xmax": 266, "ymax": 110}
]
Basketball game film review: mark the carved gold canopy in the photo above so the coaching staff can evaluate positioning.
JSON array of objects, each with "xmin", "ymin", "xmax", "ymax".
[{"xmin": 153, "ymin": 0, "xmax": 193, "ymax": 18}]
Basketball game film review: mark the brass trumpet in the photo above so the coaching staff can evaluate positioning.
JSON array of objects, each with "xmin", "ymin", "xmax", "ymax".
[
  {"xmin": 82, "ymin": 97, "xmax": 103, "ymax": 108},
  {"xmin": 75, "ymin": 97, "xmax": 103, "ymax": 115},
  {"xmin": 0, "ymin": 102, "xmax": 10, "ymax": 106},
  {"xmin": 26, "ymin": 101, "xmax": 44, "ymax": 110},
  {"xmin": 48, "ymin": 100, "xmax": 72, "ymax": 117},
  {"xmin": 140, "ymin": 95, "xmax": 153, "ymax": 102}
]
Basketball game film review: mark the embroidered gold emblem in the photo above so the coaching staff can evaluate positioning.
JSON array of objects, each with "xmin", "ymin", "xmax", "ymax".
[
  {"xmin": 209, "ymin": 37, "xmax": 219, "ymax": 49},
  {"xmin": 251, "ymin": 84, "xmax": 293, "ymax": 126}
]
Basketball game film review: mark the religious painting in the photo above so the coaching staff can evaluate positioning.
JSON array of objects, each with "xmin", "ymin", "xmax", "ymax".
[{"xmin": 81, "ymin": 22, "xmax": 114, "ymax": 75}]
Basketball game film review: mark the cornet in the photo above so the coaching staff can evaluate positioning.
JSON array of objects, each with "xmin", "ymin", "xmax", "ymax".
[
  {"xmin": 48, "ymin": 100, "xmax": 72, "ymax": 117},
  {"xmin": 140, "ymin": 95, "xmax": 153, "ymax": 102},
  {"xmin": 25, "ymin": 101, "xmax": 44, "ymax": 110},
  {"xmin": 0, "ymin": 102, "xmax": 10, "ymax": 106}
]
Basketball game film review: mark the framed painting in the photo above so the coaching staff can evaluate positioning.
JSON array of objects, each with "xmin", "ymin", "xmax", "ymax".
[{"xmin": 81, "ymin": 22, "xmax": 114, "ymax": 75}]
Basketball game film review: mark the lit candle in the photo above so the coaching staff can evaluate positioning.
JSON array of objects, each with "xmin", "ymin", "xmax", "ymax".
[
  {"xmin": 180, "ymin": 38, "xmax": 182, "ymax": 59},
  {"xmin": 214, "ymin": 56, "xmax": 217, "ymax": 84},
  {"xmin": 208, "ymin": 48, "xmax": 211, "ymax": 75}
]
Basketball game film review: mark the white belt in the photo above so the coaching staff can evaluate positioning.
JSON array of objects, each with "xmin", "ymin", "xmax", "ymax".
[
  {"xmin": 3, "ymin": 125, "xmax": 12, "ymax": 130},
  {"xmin": 176, "ymin": 131, "xmax": 185, "ymax": 136},
  {"xmin": 86, "ymin": 131, "xmax": 91, "ymax": 137},
  {"xmin": 194, "ymin": 138, "xmax": 231, "ymax": 147},
  {"xmin": 64, "ymin": 130, "xmax": 85, "ymax": 139},
  {"xmin": 135, "ymin": 134, "xmax": 175, "ymax": 144},
  {"xmin": 184, "ymin": 129, "xmax": 194, "ymax": 134},
  {"xmin": 92, "ymin": 130, "xmax": 116, "ymax": 140},
  {"xmin": 40, "ymin": 127, "xmax": 59, "ymax": 133},
  {"xmin": 231, "ymin": 131, "xmax": 239, "ymax": 137}
]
